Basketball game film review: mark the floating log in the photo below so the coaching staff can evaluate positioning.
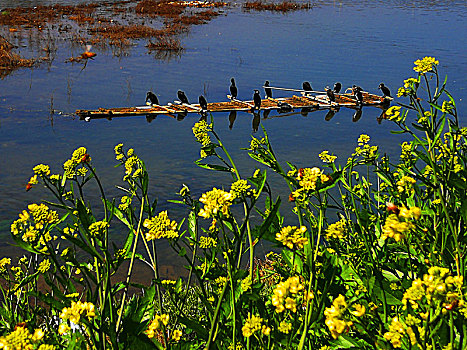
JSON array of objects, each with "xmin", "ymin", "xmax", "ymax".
[{"xmin": 76, "ymin": 92, "xmax": 388, "ymax": 120}]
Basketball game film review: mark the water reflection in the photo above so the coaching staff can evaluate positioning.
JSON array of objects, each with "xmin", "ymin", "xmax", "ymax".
[
  {"xmin": 252, "ymin": 111, "xmax": 260, "ymax": 133},
  {"xmin": 324, "ymin": 107, "xmax": 339, "ymax": 121},
  {"xmin": 352, "ymin": 107, "xmax": 363, "ymax": 122},
  {"xmin": 228, "ymin": 110, "xmax": 236, "ymax": 129}
]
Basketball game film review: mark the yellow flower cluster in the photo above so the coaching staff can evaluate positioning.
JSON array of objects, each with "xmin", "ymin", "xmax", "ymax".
[
  {"xmin": 325, "ymin": 219, "xmax": 348, "ymax": 240},
  {"xmin": 172, "ymin": 329, "xmax": 182, "ymax": 342},
  {"xmin": 63, "ymin": 147, "xmax": 89, "ymax": 179},
  {"xmin": 0, "ymin": 327, "xmax": 51, "ymax": 350},
  {"xmin": 400, "ymin": 142, "xmax": 413, "ymax": 160},
  {"xmin": 413, "ymin": 56, "xmax": 439, "ymax": 74},
  {"xmin": 324, "ymin": 295, "xmax": 364, "ymax": 339},
  {"xmin": 441, "ymin": 100, "xmax": 454, "ymax": 113},
  {"xmin": 249, "ymin": 136, "xmax": 266, "ymax": 151},
  {"xmin": 271, "ymin": 276, "xmax": 309, "ymax": 313},
  {"xmin": 199, "ymin": 236, "xmax": 217, "ymax": 248},
  {"xmin": 383, "ymin": 317, "xmax": 414, "ymax": 348},
  {"xmin": 382, "ymin": 206, "xmax": 421, "ymax": 242},
  {"xmin": 143, "ymin": 211, "xmax": 179, "ymax": 241},
  {"xmin": 402, "ymin": 266, "xmax": 464, "ymax": 311},
  {"xmin": 60, "ymin": 301, "xmax": 96, "ymax": 324},
  {"xmin": 275, "ymin": 226, "xmax": 308, "ymax": 249},
  {"xmin": 278, "ymin": 321, "xmax": 292, "ymax": 334},
  {"xmin": 124, "ymin": 156, "xmax": 140, "ymax": 177},
  {"xmin": 33, "ymin": 164, "xmax": 50, "ymax": 177},
  {"xmin": 242, "ymin": 314, "xmax": 263, "ymax": 337},
  {"xmin": 118, "ymin": 196, "xmax": 132, "ymax": 211},
  {"xmin": 38, "ymin": 259, "xmax": 51, "ymax": 273},
  {"xmin": 230, "ymin": 179, "xmax": 252, "ymax": 198},
  {"xmin": 192, "ymin": 120, "xmax": 212, "ymax": 146},
  {"xmin": 357, "ymin": 134, "xmax": 370, "ymax": 146},
  {"xmin": 319, "ymin": 150, "xmax": 337, "ymax": 163},
  {"xmin": 88, "ymin": 221, "xmax": 109, "ymax": 236},
  {"xmin": 11, "ymin": 204, "xmax": 58, "ymax": 247},
  {"xmin": 114, "ymin": 143, "xmax": 124, "ymax": 160},
  {"xmin": 397, "ymin": 78, "xmax": 419, "ymax": 97},
  {"xmin": 145, "ymin": 314, "xmax": 170, "ymax": 338},
  {"xmin": 385, "ymin": 106, "xmax": 402, "ymax": 121},
  {"xmin": 396, "ymin": 175, "xmax": 416, "ymax": 194},
  {"xmin": 298, "ymin": 167, "xmax": 324, "ymax": 191},
  {"xmin": 0, "ymin": 258, "xmax": 11, "ymax": 272},
  {"xmin": 199, "ymin": 188, "xmax": 233, "ymax": 219}
]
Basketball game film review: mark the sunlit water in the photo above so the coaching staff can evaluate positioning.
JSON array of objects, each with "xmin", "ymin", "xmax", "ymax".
[{"xmin": 0, "ymin": 0, "xmax": 466, "ymax": 266}]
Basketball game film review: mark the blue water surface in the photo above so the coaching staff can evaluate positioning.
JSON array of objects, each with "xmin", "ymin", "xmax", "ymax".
[{"xmin": 0, "ymin": 0, "xmax": 466, "ymax": 262}]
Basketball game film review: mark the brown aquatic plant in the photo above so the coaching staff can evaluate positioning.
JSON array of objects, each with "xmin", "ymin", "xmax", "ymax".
[{"xmin": 243, "ymin": 0, "xmax": 312, "ymax": 12}]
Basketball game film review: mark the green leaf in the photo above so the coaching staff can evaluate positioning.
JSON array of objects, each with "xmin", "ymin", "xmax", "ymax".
[{"xmin": 195, "ymin": 161, "xmax": 232, "ymax": 172}]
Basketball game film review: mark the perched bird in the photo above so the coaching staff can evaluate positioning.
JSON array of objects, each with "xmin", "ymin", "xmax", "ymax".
[
  {"xmin": 352, "ymin": 85, "xmax": 364, "ymax": 105},
  {"xmin": 199, "ymin": 95, "xmax": 208, "ymax": 111},
  {"xmin": 302, "ymin": 81, "xmax": 313, "ymax": 93},
  {"xmin": 355, "ymin": 89, "xmax": 363, "ymax": 105},
  {"xmin": 325, "ymin": 86, "xmax": 336, "ymax": 103},
  {"xmin": 264, "ymin": 80, "xmax": 273, "ymax": 99},
  {"xmin": 378, "ymin": 83, "xmax": 392, "ymax": 98},
  {"xmin": 230, "ymin": 78, "xmax": 237, "ymax": 99},
  {"xmin": 253, "ymin": 89, "xmax": 261, "ymax": 111},
  {"xmin": 177, "ymin": 90, "xmax": 189, "ymax": 104},
  {"xmin": 146, "ymin": 91, "xmax": 159, "ymax": 105},
  {"xmin": 199, "ymin": 95, "xmax": 208, "ymax": 118},
  {"xmin": 333, "ymin": 82, "xmax": 342, "ymax": 94}
]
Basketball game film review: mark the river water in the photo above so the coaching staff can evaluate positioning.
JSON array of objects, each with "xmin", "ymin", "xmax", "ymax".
[{"xmin": 0, "ymin": 0, "xmax": 466, "ymax": 263}]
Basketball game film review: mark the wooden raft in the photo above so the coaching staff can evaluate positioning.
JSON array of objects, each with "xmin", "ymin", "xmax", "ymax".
[{"xmin": 75, "ymin": 92, "xmax": 388, "ymax": 120}]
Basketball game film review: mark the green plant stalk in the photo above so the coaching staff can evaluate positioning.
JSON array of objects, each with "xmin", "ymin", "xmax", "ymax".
[
  {"xmin": 205, "ymin": 281, "xmax": 228, "ymax": 350},
  {"xmin": 116, "ymin": 197, "xmax": 145, "ymax": 332}
]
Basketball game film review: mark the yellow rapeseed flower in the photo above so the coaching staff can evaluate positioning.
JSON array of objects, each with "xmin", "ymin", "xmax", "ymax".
[
  {"xmin": 192, "ymin": 120, "xmax": 212, "ymax": 146},
  {"xmin": 386, "ymin": 106, "xmax": 402, "ymax": 121},
  {"xmin": 319, "ymin": 150, "xmax": 337, "ymax": 163},
  {"xmin": 60, "ymin": 301, "xmax": 96, "ymax": 324},
  {"xmin": 0, "ymin": 257, "xmax": 11, "ymax": 272},
  {"xmin": 413, "ymin": 56, "xmax": 439, "ymax": 74},
  {"xmin": 143, "ymin": 211, "xmax": 179, "ymax": 241},
  {"xmin": 230, "ymin": 179, "xmax": 252, "ymax": 198},
  {"xmin": 145, "ymin": 314, "xmax": 169, "ymax": 338},
  {"xmin": 199, "ymin": 188, "xmax": 233, "ymax": 219},
  {"xmin": 199, "ymin": 236, "xmax": 217, "ymax": 248},
  {"xmin": 242, "ymin": 314, "xmax": 263, "ymax": 337},
  {"xmin": 325, "ymin": 219, "xmax": 348, "ymax": 240},
  {"xmin": 33, "ymin": 164, "xmax": 51, "ymax": 177},
  {"xmin": 118, "ymin": 196, "xmax": 132, "ymax": 211},
  {"xmin": 278, "ymin": 321, "xmax": 292, "ymax": 334},
  {"xmin": 276, "ymin": 226, "xmax": 308, "ymax": 249},
  {"xmin": 88, "ymin": 221, "xmax": 109, "ymax": 236},
  {"xmin": 38, "ymin": 259, "xmax": 51, "ymax": 273},
  {"xmin": 172, "ymin": 329, "xmax": 182, "ymax": 342}
]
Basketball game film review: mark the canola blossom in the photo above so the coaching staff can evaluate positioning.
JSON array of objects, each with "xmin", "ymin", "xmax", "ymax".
[
  {"xmin": 275, "ymin": 226, "xmax": 308, "ymax": 249},
  {"xmin": 143, "ymin": 211, "xmax": 179, "ymax": 240},
  {"xmin": 413, "ymin": 56, "xmax": 439, "ymax": 73},
  {"xmin": 198, "ymin": 188, "xmax": 233, "ymax": 219},
  {"xmin": 145, "ymin": 314, "xmax": 170, "ymax": 338}
]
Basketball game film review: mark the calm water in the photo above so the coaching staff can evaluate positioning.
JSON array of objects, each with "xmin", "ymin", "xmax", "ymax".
[{"xmin": 1, "ymin": 1, "xmax": 466, "ymax": 260}]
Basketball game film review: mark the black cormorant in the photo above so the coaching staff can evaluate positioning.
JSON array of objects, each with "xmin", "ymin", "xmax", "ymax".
[
  {"xmin": 177, "ymin": 90, "xmax": 189, "ymax": 104},
  {"xmin": 352, "ymin": 85, "xmax": 364, "ymax": 105},
  {"xmin": 378, "ymin": 83, "xmax": 392, "ymax": 98},
  {"xmin": 325, "ymin": 86, "xmax": 336, "ymax": 103},
  {"xmin": 333, "ymin": 82, "xmax": 342, "ymax": 94},
  {"xmin": 264, "ymin": 80, "xmax": 272, "ymax": 99},
  {"xmin": 199, "ymin": 95, "xmax": 208, "ymax": 111},
  {"xmin": 230, "ymin": 78, "xmax": 237, "ymax": 99},
  {"xmin": 253, "ymin": 90, "xmax": 261, "ymax": 111},
  {"xmin": 146, "ymin": 91, "xmax": 159, "ymax": 105},
  {"xmin": 302, "ymin": 81, "xmax": 313, "ymax": 93}
]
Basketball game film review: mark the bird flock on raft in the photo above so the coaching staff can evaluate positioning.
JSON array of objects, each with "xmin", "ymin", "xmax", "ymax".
[{"xmin": 76, "ymin": 78, "xmax": 393, "ymax": 122}]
